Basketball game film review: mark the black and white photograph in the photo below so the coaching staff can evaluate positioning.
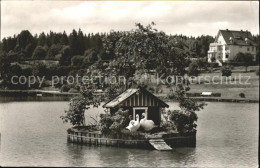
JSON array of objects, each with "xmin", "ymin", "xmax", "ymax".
[{"xmin": 0, "ymin": 0, "xmax": 259, "ymax": 167}]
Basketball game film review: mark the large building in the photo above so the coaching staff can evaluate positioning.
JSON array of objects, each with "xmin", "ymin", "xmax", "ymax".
[{"xmin": 208, "ymin": 29, "xmax": 257, "ymax": 65}]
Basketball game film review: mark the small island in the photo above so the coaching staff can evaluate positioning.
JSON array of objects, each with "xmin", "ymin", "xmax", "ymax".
[{"xmin": 62, "ymin": 86, "xmax": 204, "ymax": 150}]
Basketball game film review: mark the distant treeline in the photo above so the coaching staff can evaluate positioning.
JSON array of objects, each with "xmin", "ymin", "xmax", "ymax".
[{"xmin": 0, "ymin": 29, "xmax": 217, "ymax": 64}]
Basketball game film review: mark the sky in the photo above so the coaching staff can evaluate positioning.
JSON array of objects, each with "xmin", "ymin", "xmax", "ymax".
[{"xmin": 0, "ymin": 1, "xmax": 259, "ymax": 39}]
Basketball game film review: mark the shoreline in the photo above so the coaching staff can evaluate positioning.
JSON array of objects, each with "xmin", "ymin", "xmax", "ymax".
[{"xmin": 0, "ymin": 89, "xmax": 258, "ymax": 103}]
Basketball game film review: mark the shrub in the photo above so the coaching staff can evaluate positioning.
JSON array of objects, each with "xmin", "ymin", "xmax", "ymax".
[
  {"xmin": 196, "ymin": 58, "xmax": 209, "ymax": 71},
  {"xmin": 221, "ymin": 66, "xmax": 232, "ymax": 77},
  {"xmin": 68, "ymin": 88, "xmax": 79, "ymax": 93},
  {"xmin": 99, "ymin": 113, "xmax": 114, "ymax": 135},
  {"xmin": 71, "ymin": 55, "xmax": 85, "ymax": 66},
  {"xmin": 239, "ymin": 93, "xmax": 245, "ymax": 98},
  {"xmin": 33, "ymin": 46, "xmax": 47, "ymax": 59},
  {"xmin": 99, "ymin": 108, "xmax": 130, "ymax": 135},
  {"xmin": 169, "ymin": 110, "xmax": 198, "ymax": 133},
  {"xmin": 188, "ymin": 62, "xmax": 200, "ymax": 77}
]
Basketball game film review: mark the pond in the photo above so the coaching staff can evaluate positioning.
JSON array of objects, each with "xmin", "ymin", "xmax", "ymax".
[{"xmin": 0, "ymin": 100, "xmax": 258, "ymax": 167}]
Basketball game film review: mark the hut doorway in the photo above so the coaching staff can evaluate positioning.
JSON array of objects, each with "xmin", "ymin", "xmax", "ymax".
[{"xmin": 133, "ymin": 107, "xmax": 148, "ymax": 121}]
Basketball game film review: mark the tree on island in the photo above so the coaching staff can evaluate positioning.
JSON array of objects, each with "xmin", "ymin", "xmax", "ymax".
[
  {"xmin": 60, "ymin": 86, "xmax": 101, "ymax": 126},
  {"xmin": 234, "ymin": 52, "xmax": 254, "ymax": 72},
  {"xmin": 102, "ymin": 22, "xmax": 189, "ymax": 91},
  {"xmin": 61, "ymin": 23, "xmax": 206, "ymax": 134},
  {"xmin": 162, "ymin": 84, "xmax": 205, "ymax": 133}
]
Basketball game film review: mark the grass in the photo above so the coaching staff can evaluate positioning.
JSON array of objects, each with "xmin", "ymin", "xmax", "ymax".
[{"xmin": 152, "ymin": 66, "xmax": 259, "ymax": 100}]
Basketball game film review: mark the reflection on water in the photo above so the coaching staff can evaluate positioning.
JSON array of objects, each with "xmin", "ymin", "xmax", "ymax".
[{"xmin": 0, "ymin": 100, "xmax": 258, "ymax": 167}]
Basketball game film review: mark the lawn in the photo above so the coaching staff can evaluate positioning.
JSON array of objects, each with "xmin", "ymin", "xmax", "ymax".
[{"xmin": 151, "ymin": 66, "xmax": 259, "ymax": 100}]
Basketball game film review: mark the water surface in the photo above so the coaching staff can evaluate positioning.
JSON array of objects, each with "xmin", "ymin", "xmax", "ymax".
[{"xmin": 0, "ymin": 100, "xmax": 258, "ymax": 167}]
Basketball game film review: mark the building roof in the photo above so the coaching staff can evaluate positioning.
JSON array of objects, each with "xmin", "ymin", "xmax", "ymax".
[
  {"xmin": 218, "ymin": 29, "xmax": 257, "ymax": 46},
  {"xmin": 103, "ymin": 88, "xmax": 169, "ymax": 108}
]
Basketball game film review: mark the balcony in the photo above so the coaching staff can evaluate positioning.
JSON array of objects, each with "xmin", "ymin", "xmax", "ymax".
[{"xmin": 208, "ymin": 50, "xmax": 217, "ymax": 53}]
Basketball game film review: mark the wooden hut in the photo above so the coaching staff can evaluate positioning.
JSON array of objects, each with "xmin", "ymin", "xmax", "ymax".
[{"xmin": 103, "ymin": 88, "xmax": 169, "ymax": 125}]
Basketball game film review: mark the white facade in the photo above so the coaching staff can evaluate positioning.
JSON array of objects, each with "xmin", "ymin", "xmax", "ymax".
[{"xmin": 208, "ymin": 30, "xmax": 257, "ymax": 65}]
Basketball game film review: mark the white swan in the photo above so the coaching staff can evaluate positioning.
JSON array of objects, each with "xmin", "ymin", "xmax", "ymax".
[
  {"xmin": 126, "ymin": 114, "xmax": 140, "ymax": 132},
  {"xmin": 126, "ymin": 115, "xmax": 135, "ymax": 130},
  {"xmin": 140, "ymin": 113, "xmax": 155, "ymax": 131}
]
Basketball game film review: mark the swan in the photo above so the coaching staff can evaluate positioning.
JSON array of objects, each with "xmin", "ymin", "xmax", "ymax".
[
  {"xmin": 126, "ymin": 115, "xmax": 135, "ymax": 130},
  {"xmin": 126, "ymin": 114, "xmax": 140, "ymax": 132},
  {"xmin": 140, "ymin": 113, "xmax": 155, "ymax": 131},
  {"xmin": 126, "ymin": 120, "xmax": 135, "ymax": 131}
]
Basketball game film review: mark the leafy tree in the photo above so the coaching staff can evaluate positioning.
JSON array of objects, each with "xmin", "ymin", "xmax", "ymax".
[
  {"xmin": 71, "ymin": 55, "xmax": 85, "ymax": 66},
  {"xmin": 7, "ymin": 50, "xmax": 21, "ymax": 62},
  {"xmin": 187, "ymin": 62, "xmax": 200, "ymax": 82},
  {"xmin": 16, "ymin": 30, "xmax": 34, "ymax": 49},
  {"xmin": 1, "ymin": 36, "xmax": 17, "ymax": 52},
  {"xmin": 104, "ymin": 83, "xmax": 122, "ymax": 102},
  {"xmin": 38, "ymin": 32, "xmax": 47, "ymax": 46},
  {"xmin": 196, "ymin": 58, "xmax": 209, "ymax": 71},
  {"xmin": 234, "ymin": 52, "xmax": 254, "ymax": 72},
  {"xmin": 47, "ymin": 44, "xmax": 63, "ymax": 59},
  {"xmin": 84, "ymin": 49, "xmax": 98, "ymax": 64},
  {"xmin": 69, "ymin": 29, "xmax": 79, "ymax": 56},
  {"xmin": 69, "ymin": 29, "xmax": 85, "ymax": 56},
  {"xmin": 60, "ymin": 84, "xmax": 70, "ymax": 92},
  {"xmin": 77, "ymin": 29, "xmax": 86, "ymax": 55},
  {"xmin": 221, "ymin": 66, "xmax": 232, "ymax": 77},
  {"xmin": 61, "ymin": 31, "xmax": 69, "ymax": 45},
  {"xmin": 61, "ymin": 88, "xmax": 101, "ymax": 126},
  {"xmin": 164, "ymin": 84, "xmax": 205, "ymax": 133},
  {"xmin": 15, "ymin": 30, "xmax": 37, "ymax": 58},
  {"xmin": 169, "ymin": 110, "xmax": 198, "ymax": 133},
  {"xmin": 32, "ymin": 63, "xmax": 48, "ymax": 77},
  {"xmin": 59, "ymin": 46, "xmax": 71, "ymax": 66},
  {"xmin": 33, "ymin": 46, "xmax": 47, "ymax": 59},
  {"xmin": 0, "ymin": 53, "xmax": 11, "ymax": 87},
  {"xmin": 102, "ymin": 22, "xmax": 189, "ymax": 89}
]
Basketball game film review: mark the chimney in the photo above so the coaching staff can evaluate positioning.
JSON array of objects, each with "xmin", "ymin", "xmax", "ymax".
[{"xmin": 226, "ymin": 29, "xmax": 229, "ymax": 31}]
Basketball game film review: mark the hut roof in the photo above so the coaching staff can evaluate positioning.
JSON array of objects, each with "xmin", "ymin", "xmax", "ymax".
[{"xmin": 103, "ymin": 88, "xmax": 169, "ymax": 108}]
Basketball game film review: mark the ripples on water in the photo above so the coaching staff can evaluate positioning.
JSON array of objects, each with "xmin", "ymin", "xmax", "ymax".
[{"xmin": 0, "ymin": 100, "xmax": 258, "ymax": 167}]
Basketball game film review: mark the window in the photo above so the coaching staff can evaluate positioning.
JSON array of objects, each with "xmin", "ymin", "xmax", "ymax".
[
  {"xmin": 226, "ymin": 54, "xmax": 229, "ymax": 58},
  {"xmin": 252, "ymin": 47, "xmax": 254, "ymax": 51},
  {"xmin": 247, "ymin": 47, "xmax": 250, "ymax": 51}
]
